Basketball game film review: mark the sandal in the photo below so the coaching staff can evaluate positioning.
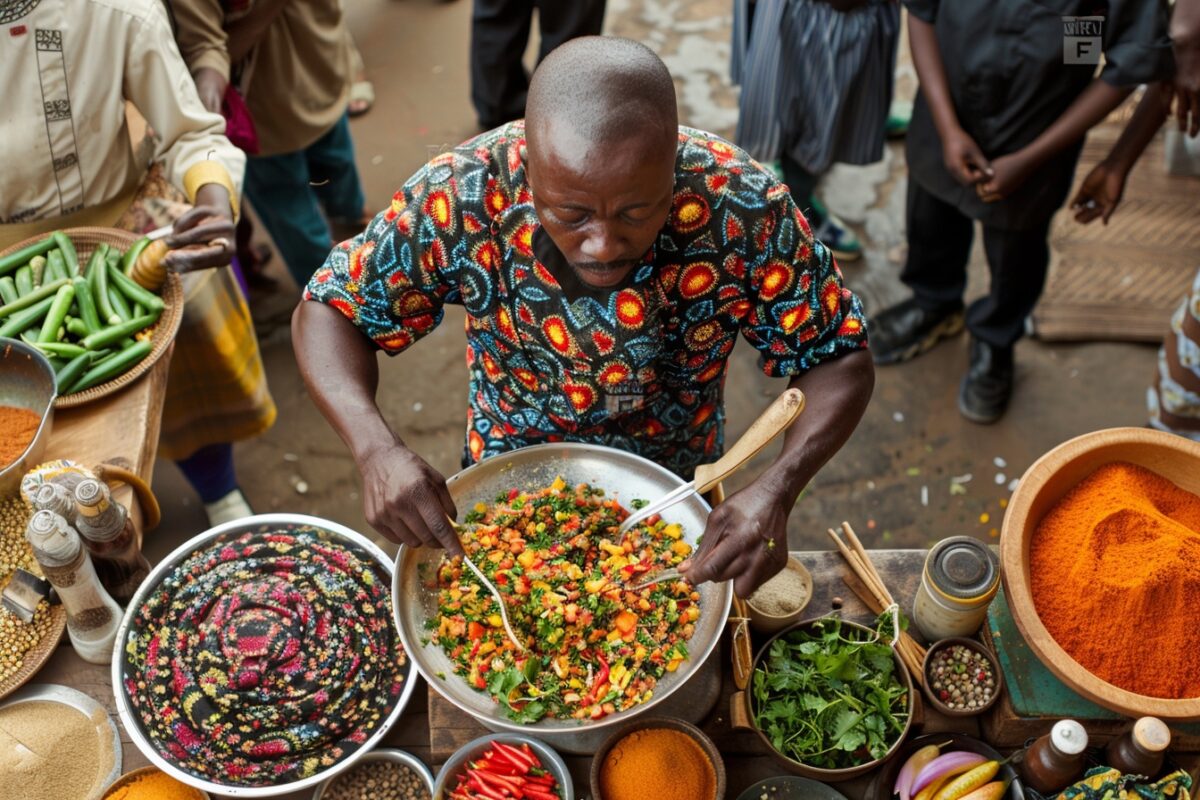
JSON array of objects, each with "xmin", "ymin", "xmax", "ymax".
[{"xmin": 348, "ymin": 79, "xmax": 375, "ymax": 118}]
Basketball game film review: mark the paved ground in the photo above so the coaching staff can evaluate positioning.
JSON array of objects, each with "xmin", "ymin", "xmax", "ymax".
[{"xmin": 146, "ymin": 0, "xmax": 1159, "ymax": 565}]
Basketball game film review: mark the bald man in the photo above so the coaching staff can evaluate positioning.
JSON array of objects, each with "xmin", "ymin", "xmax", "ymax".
[{"xmin": 293, "ymin": 37, "xmax": 873, "ymax": 596}]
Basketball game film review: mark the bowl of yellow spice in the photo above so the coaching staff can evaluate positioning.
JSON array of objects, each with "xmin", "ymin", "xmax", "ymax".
[
  {"xmin": 591, "ymin": 717, "xmax": 724, "ymax": 800},
  {"xmin": 103, "ymin": 767, "xmax": 210, "ymax": 800}
]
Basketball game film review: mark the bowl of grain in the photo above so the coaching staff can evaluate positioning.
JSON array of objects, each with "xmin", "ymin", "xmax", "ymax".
[
  {"xmin": 312, "ymin": 749, "xmax": 433, "ymax": 800},
  {"xmin": 745, "ymin": 556, "xmax": 812, "ymax": 633}
]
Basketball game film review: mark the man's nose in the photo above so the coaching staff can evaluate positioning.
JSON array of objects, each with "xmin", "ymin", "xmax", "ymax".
[{"xmin": 578, "ymin": 224, "xmax": 624, "ymax": 263}]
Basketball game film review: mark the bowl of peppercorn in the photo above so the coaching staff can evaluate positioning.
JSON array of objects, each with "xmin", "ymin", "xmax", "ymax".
[
  {"xmin": 312, "ymin": 749, "xmax": 433, "ymax": 800},
  {"xmin": 922, "ymin": 637, "xmax": 1003, "ymax": 716}
]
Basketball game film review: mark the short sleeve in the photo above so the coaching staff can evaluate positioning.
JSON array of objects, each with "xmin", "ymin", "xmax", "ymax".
[
  {"xmin": 304, "ymin": 156, "xmax": 465, "ymax": 354},
  {"xmin": 902, "ymin": 0, "xmax": 939, "ymax": 25},
  {"xmin": 1100, "ymin": 0, "xmax": 1174, "ymax": 87},
  {"xmin": 738, "ymin": 185, "xmax": 868, "ymax": 377}
]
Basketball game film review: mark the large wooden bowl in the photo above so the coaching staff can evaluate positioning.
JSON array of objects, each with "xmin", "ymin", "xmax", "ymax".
[{"xmin": 1000, "ymin": 426, "xmax": 1200, "ymax": 721}]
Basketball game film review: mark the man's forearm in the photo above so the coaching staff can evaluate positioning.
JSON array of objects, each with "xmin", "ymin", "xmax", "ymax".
[
  {"xmin": 760, "ymin": 350, "xmax": 875, "ymax": 506},
  {"xmin": 292, "ymin": 300, "xmax": 401, "ymax": 462},
  {"xmin": 1023, "ymin": 80, "xmax": 1132, "ymax": 167},
  {"xmin": 1106, "ymin": 84, "xmax": 1172, "ymax": 173},
  {"xmin": 1173, "ymin": 0, "xmax": 1200, "ymax": 47},
  {"xmin": 908, "ymin": 15, "xmax": 962, "ymax": 140}
]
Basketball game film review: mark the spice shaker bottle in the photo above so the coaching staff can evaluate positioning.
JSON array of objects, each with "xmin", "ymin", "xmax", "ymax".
[
  {"xmin": 25, "ymin": 509, "xmax": 123, "ymax": 664},
  {"xmin": 1017, "ymin": 719, "xmax": 1090, "ymax": 795},
  {"xmin": 913, "ymin": 536, "xmax": 1000, "ymax": 640},
  {"xmin": 32, "ymin": 482, "xmax": 74, "ymax": 520},
  {"xmin": 73, "ymin": 478, "xmax": 150, "ymax": 605},
  {"xmin": 1105, "ymin": 717, "xmax": 1171, "ymax": 778}
]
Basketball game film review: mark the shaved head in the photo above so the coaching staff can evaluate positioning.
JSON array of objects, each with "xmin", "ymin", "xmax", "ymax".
[
  {"xmin": 526, "ymin": 36, "xmax": 678, "ymax": 161},
  {"xmin": 524, "ymin": 37, "xmax": 679, "ymax": 291}
]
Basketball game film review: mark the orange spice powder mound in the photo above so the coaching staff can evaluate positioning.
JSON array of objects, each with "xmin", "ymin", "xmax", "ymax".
[
  {"xmin": 1030, "ymin": 461, "xmax": 1200, "ymax": 699},
  {"xmin": 599, "ymin": 727, "xmax": 716, "ymax": 800}
]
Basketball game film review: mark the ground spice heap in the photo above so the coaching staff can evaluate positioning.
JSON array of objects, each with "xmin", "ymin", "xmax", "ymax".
[
  {"xmin": 1031, "ymin": 461, "xmax": 1200, "ymax": 698},
  {"xmin": 0, "ymin": 405, "xmax": 41, "ymax": 468},
  {"xmin": 0, "ymin": 699, "xmax": 115, "ymax": 800},
  {"xmin": 104, "ymin": 769, "xmax": 206, "ymax": 800},
  {"xmin": 324, "ymin": 759, "xmax": 431, "ymax": 800},
  {"xmin": 748, "ymin": 565, "xmax": 809, "ymax": 616},
  {"xmin": 598, "ymin": 727, "xmax": 717, "ymax": 800}
]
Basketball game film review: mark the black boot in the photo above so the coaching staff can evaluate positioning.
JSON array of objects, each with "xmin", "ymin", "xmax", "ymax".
[
  {"xmin": 868, "ymin": 298, "xmax": 964, "ymax": 365},
  {"xmin": 958, "ymin": 337, "xmax": 1014, "ymax": 424}
]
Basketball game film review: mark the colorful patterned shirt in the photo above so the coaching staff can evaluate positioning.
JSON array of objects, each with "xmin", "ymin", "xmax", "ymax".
[{"xmin": 305, "ymin": 122, "xmax": 867, "ymax": 477}]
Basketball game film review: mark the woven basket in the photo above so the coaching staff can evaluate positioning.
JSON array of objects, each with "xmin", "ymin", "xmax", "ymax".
[
  {"xmin": 0, "ymin": 228, "xmax": 184, "ymax": 410},
  {"xmin": 0, "ymin": 605, "xmax": 66, "ymax": 703}
]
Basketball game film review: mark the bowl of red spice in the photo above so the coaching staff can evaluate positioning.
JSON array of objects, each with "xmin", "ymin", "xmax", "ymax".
[
  {"xmin": 921, "ymin": 638, "xmax": 1003, "ymax": 717},
  {"xmin": 0, "ymin": 338, "xmax": 56, "ymax": 495},
  {"xmin": 1001, "ymin": 426, "xmax": 1200, "ymax": 721},
  {"xmin": 590, "ymin": 717, "xmax": 724, "ymax": 800}
]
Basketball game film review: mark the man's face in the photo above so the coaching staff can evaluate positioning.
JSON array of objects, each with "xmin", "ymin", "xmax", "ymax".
[{"xmin": 527, "ymin": 125, "xmax": 676, "ymax": 290}]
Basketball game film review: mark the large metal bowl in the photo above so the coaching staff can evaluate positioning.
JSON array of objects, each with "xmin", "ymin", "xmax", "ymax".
[
  {"xmin": 393, "ymin": 443, "xmax": 732, "ymax": 736},
  {"xmin": 113, "ymin": 514, "xmax": 418, "ymax": 798},
  {"xmin": 0, "ymin": 338, "xmax": 56, "ymax": 495}
]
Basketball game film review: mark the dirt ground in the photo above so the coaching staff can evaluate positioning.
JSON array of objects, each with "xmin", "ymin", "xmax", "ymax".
[{"xmin": 146, "ymin": 0, "xmax": 1158, "ymax": 565}]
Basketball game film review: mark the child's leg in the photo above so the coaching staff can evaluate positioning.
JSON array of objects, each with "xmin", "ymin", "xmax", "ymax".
[
  {"xmin": 900, "ymin": 179, "xmax": 975, "ymax": 313},
  {"xmin": 308, "ymin": 114, "xmax": 367, "ymax": 230},
  {"xmin": 176, "ymin": 443, "xmax": 237, "ymax": 504},
  {"xmin": 244, "ymin": 150, "xmax": 331, "ymax": 287},
  {"xmin": 969, "ymin": 217, "xmax": 1053, "ymax": 348}
]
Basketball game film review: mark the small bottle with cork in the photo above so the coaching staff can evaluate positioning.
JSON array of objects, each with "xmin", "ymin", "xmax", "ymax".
[
  {"xmin": 25, "ymin": 509, "xmax": 123, "ymax": 664},
  {"xmin": 1105, "ymin": 717, "xmax": 1171, "ymax": 778},
  {"xmin": 1016, "ymin": 719, "xmax": 1090, "ymax": 795},
  {"xmin": 31, "ymin": 482, "xmax": 74, "ymax": 519},
  {"xmin": 73, "ymin": 478, "xmax": 150, "ymax": 605}
]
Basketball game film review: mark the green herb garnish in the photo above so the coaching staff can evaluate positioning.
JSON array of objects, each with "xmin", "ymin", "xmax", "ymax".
[{"xmin": 751, "ymin": 616, "xmax": 908, "ymax": 770}]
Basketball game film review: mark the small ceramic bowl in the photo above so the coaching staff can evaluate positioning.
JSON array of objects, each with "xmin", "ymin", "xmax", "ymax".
[
  {"xmin": 102, "ymin": 766, "xmax": 211, "ymax": 799},
  {"xmin": 313, "ymin": 749, "xmax": 434, "ymax": 799},
  {"xmin": 434, "ymin": 733, "xmax": 573, "ymax": 800},
  {"xmin": 745, "ymin": 556, "xmax": 813, "ymax": 634},
  {"xmin": 921, "ymin": 637, "xmax": 1005, "ymax": 717},
  {"xmin": 590, "ymin": 716, "xmax": 726, "ymax": 800}
]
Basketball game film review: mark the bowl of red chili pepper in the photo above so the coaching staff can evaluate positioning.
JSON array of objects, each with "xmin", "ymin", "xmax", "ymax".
[{"xmin": 433, "ymin": 733, "xmax": 572, "ymax": 800}]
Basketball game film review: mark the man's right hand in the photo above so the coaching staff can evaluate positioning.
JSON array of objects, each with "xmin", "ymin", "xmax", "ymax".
[
  {"xmin": 1071, "ymin": 160, "xmax": 1128, "ymax": 225},
  {"xmin": 359, "ymin": 442, "xmax": 464, "ymax": 555},
  {"xmin": 942, "ymin": 127, "xmax": 994, "ymax": 187},
  {"xmin": 194, "ymin": 67, "xmax": 227, "ymax": 115}
]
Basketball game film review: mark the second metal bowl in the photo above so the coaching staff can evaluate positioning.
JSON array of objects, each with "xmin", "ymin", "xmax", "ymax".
[
  {"xmin": 433, "ymin": 733, "xmax": 574, "ymax": 800},
  {"xmin": 0, "ymin": 338, "xmax": 56, "ymax": 495}
]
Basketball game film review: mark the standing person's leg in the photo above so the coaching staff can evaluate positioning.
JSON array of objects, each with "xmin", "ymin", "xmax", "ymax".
[
  {"xmin": 534, "ymin": 0, "xmax": 605, "ymax": 61},
  {"xmin": 470, "ymin": 0, "xmax": 536, "ymax": 130},
  {"xmin": 869, "ymin": 179, "xmax": 974, "ymax": 364},
  {"xmin": 957, "ymin": 216, "xmax": 1053, "ymax": 423},
  {"xmin": 308, "ymin": 113, "xmax": 367, "ymax": 240},
  {"xmin": 780, "ymin": 152, "xmax": 819, "ymax": 218},
  {"xmin": 244, "ymin": 149, "xmax": 332, "ymax": 288}
]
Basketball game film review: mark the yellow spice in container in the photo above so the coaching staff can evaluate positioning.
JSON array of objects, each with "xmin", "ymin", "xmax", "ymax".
[{"xmin": 105, "ymin": 769, "xmax": 206, "ymax": 800}]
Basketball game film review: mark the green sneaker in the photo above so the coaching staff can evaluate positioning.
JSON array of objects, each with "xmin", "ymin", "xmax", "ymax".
[
  {"xmin": 886, "ymin": 99, "xmax": 912, "ymax": 139},
  {"xmin": 809, "ymin": 195, "xmax": 862, "ymax": 262}
]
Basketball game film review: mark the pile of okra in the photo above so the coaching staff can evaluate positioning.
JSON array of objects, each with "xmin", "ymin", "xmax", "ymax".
[{"xmin": 0, "ymin": 232, "xmax": 164, "ymax": 395}]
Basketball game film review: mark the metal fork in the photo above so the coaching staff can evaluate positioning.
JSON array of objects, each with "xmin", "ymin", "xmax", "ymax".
[{"xmin": 447, "ymin": 516, "xmax": 525, "ymax": 652}]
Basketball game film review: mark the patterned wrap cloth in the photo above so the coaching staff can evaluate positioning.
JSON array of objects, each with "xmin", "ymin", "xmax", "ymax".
[
  {"xmin": 1054, "ymin": 768, "xmax": 1192, "ymax": 800},
  {"xmin": 122, "ymin": 526, "xmax": 405, "ymax": 786}
]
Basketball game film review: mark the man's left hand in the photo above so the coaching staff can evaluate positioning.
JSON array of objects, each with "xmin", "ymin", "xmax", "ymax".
[
  {"xmin": 975, "ymin": 151, "xmax": 1035, "ymax": 203},
  {"xmin": 678, "ymin": 481, "xmax": 790, "ymax": 598},
  {"xmin": 164, "ymin": 183, "xmax": 235, "ymax": 273}
]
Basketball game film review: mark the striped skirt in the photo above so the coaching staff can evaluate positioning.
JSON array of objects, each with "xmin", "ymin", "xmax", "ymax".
[{"xmin": 732, "ymin": 0, "xmax": 900, "ymax": 173}]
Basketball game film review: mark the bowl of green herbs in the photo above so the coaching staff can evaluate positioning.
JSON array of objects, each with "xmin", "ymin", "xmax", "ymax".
[{"xmin": 732, "ymin": 614, "xmax": 914, "ymax": 782}]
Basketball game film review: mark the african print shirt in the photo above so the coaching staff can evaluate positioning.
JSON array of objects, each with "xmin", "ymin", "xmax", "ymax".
[{"xmin": 304, "ymin": 122, "xmax": 867, "ymax": 477}]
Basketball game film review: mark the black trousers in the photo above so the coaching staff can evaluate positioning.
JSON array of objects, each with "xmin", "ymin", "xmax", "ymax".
[
  {"xmin": 470, "ymin": 0, "xmax": 606, "ymax": 129},
  {"xmin": 901, "ymin": 179, "xmax": 1053, "ymax": 348}
]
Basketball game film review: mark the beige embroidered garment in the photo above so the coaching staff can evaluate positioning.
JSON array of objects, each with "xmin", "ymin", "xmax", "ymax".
[{"xmin": 0, "ymin": 0, "xmax": 245, "ymax": 244}]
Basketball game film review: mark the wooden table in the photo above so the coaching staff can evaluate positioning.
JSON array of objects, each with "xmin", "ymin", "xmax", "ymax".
[{"xmin": 38, "ymin": 549, "xmax": 982, "ymax": 799}]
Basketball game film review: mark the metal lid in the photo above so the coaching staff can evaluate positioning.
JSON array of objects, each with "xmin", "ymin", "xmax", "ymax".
[
  {"xmin": 25, "ymin": 509, "xmax": 80, "ymax": 564},
  {"xmin": 1134, "ymin": 717, "xmax": 1171, "ymax": 752},
  {"xmin": 927, "ymin": 536, "xmax": 1000, "ymax": 601},
  {"xmin": 1051, "ymin": 720, "xmax": 1089, "ymax": 755}
]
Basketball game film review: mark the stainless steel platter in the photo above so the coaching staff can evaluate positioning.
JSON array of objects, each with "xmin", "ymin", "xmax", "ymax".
[
  {"xmin": 112, "ymin": 514, "xmax": 417, "ymax": 798},
  {"xmin": 392, "ymin": 443, "xmax": 733, "ymax": 736}
]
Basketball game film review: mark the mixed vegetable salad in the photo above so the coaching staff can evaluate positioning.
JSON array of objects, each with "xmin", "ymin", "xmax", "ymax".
[{"xmin": 427, "ymin": 478, "xmax": 701, "ymax": 723}]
